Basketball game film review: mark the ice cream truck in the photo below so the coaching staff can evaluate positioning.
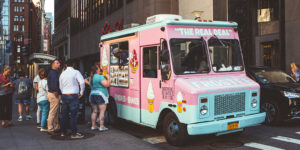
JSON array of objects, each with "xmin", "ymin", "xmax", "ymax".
[{"xmin": 99, "ymin": 14, "xmax": 266, "ymax": 146}]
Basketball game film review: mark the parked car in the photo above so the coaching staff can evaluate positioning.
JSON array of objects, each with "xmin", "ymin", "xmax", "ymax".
[{"xmin": 246, "ymin": 66, "xmax": 300, "ymax": 125}]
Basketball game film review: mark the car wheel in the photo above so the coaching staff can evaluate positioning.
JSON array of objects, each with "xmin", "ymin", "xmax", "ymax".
[
  {"xmin": 163, "ymin": 112, "xmax": 188, "ymax": 146},
  {"xmin": 261, "ymin": 102, "xmax": 279, "ymax": 125}
]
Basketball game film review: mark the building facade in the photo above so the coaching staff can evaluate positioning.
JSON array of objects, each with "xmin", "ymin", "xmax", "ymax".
[
  {"xmin": 53, "ymin": 0, "xmax": 300, "ymax": 73},
  {"xmin": 54, "ymin": 0, "xmax": 178, "ymax": 72},
  {"xmin": 0, "ymin": 0, "xmax": 10, "ymax": 69}
]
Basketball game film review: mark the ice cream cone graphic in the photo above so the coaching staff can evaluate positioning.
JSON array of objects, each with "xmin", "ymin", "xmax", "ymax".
[
  {"xmin": 177, "ymin": 92, "xmax": 183, "ymax": 113},
  {"xmin": 129, "ymin": 50, "xmax": 138, "ymax": 74},
  {"xmin": 102, "ymin": 46, "xmax": 109, "ymax": 77},
  {"xmin": 147, "ymin": 80, "xmax": 155, "ymax": 113}
]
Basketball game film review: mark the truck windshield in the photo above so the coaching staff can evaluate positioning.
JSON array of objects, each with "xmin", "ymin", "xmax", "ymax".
[
  {"xmin": 208, "ymin": 38, "xmax": 244, "ymax": 72},
  {"xmin": 170, "ymin": 38, "xmax": 209, "ymax": 75}
]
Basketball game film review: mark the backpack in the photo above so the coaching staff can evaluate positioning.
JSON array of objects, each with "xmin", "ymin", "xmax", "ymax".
[{"xmin": 16, "ymin": 79, "xmax": 29, "ymax": 99}]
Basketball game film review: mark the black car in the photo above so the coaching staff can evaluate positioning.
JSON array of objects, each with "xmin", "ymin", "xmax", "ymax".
[{"xmin": 246, "ymin": 66, "xmax": 300, "ymax": 125}]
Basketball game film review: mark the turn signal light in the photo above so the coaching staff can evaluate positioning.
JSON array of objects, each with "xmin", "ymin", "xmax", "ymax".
[
  {"xmin": 174, "ymin": 18, "xmax": 179, "ymax": 21},
  {"xmin": 201, "ymin": 98, "xmax": 208, "ymax": 103},
  {"xmin": 252, "ymin": 92, "xmax": 257, "ymax": 97},
  {"xmin": 183, "ymin": 107, "xmax": 186, "ymax": 112}
]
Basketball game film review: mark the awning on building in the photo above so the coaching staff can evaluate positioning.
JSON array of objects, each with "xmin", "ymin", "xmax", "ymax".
[{"xmin": 29, "ymin": 53, "xmax": 56, "ymax": 64}]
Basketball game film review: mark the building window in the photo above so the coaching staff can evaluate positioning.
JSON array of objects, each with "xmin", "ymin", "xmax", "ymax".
[
  {"xmin": 21, "ymin": 25, "xmax": 24, "ymax": 32},
  {"xmin": 14, "ymin": 0, "xmax": 17, "ymax": 2},
  {"xmin": 14, "ymin": 25, "xmax": 19, "ymax": 31},
  {"xmin": 20, "ymin": 16, "xmax": 24, "ymax": 22},
  {"xmin": 14, "ymin": 6, "xmax": 19, "ymax": 12},
  {"xmin": 17, "ymin": 56, "xmax": 21, "ymax": 64},
  {"xmin": 17, "ymin": 45, "xmax": 21, "ymax": 53},
  {"xmin": 14, "ymin": 16, "xmax": 18, "ymax": 22},
  {"xmin": 20, "ymin": 6, "xmax": 24, "ymax": 12}
]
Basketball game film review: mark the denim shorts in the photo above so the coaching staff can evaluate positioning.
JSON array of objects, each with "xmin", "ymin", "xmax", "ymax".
[
  {"xmin": 15, "ymin": 99, "xmax": 31, "ymax": 105},
  {"xmin": 89, "ymin": 95, "xmax": 106, "ymax": 106}
]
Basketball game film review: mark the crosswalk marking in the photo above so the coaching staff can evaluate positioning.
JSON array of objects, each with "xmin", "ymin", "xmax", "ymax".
[
  {"xmin": 142, "ymin": 136, "xmax": 166, "ymax": 144},
  {"xmin": 272, "ymin": 136, "xmax": 300, "ymax": 145},
  {"xmin": 244, "ymin": 142, "xmax": 285, "ymax": 150}
]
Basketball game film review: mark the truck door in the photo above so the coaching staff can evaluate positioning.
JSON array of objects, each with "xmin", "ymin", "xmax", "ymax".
[{"xmin": 140, "ymin": 45, "xmax": 162, "ymax": 126}]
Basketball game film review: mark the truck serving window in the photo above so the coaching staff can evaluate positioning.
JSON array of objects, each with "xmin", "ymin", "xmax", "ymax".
[
  {"xmin": 109, "ymin": 41, "xmax": 129, "ymax": 88},
  {"xmin": 208, "ymin": 39, "xmax": 244, "ymax": 72},
  {"xmin": 170, "ymin": 39, "xmax": 209, "ymax": 75}
]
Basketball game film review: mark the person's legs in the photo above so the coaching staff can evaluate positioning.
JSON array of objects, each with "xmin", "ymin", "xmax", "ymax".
[
  {"xmin": 6, "ymin": 94, "xmax": 13, "ymax": 125},
  {"xmin": 69, "ymin": 96, "xmax": 79, "ymax": 135},
  {"xmin": 18, "ymin": 103, "xmax": 23, "ymax": 117},
  {"xmin": 98, "ymin": 104, "xmax": 107, "ymax": 129},
  {"xmin": 91, "ymin": 105, "xmax": 98, "ymax": 129},
  {"xmin": 36, "ymin": 105, "xmax": 41, "ymax": 124},
  {"xmin": 53, "ymin": 96, "xmax": 60, "ymax": 131},
  {"xmin": 60, "ymin": 95, "xmax": 70, "ymax": 134},
  {"xmin": 38, "ymin": 101, "xmax": 49, "ymax": 128},
  {"xmin": 47, "ymin": 93, "xmax": 56, "ymax": 132}
]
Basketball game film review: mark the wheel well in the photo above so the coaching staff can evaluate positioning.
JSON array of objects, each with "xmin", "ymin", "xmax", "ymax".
[{"xmin": 156, "ymin": 108, "xmax": 174, "ymax": 131}]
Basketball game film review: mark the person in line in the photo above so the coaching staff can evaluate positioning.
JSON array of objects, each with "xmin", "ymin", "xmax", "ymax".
[
  {"xmin": 33, "ymin": 68, "xmax": 44, "ymax": 127},
  {"xmin": 37, "ymin": 69, "xmax": 49, "ymax": 132},
  {"xmin": 84, "ymin": 65, "xmax": 110, "ymax": 131},
  {"xmin": 47, "ymin": 59, "xmax": 61, "ymax": 135},
  {"xmin": 13, "ymin": 71, "xmax": 33, "ymax": 121},
  {"xmin": 59, "ymin": 60, "xmax": 85, "ymax": 138},
  {"xmin": 0, "ymin": 66, "xmax": 13, "ymax": 128},
  {"xmin": 290, "ymin": 62, "xmax": 300, "ymax": 82}
]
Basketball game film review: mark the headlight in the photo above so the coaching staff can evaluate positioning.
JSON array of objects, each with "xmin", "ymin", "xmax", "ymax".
[
  {"xmin": 283, "ymin": 91, "xmax": 300, "ymax": 98},
  {"xmin": 200, "ymin": 105, "xmax": 208, "ymax": 115},
  {"xmin": 251, "ymin": 99, "xmax": 257, "ymax": 108}
]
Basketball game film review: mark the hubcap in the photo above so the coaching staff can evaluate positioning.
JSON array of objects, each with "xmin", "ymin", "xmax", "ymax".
[
  {"xmin": 261, "ymin": 103, "xmax": 276, "ymax": 123},
  {"xmin": 168, "ymin": 120, "xmax": 179, "ymax": 137}
]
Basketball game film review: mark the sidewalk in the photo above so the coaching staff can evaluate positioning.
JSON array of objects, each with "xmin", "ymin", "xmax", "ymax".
[{"xmin": 0, "ymin": 104, "xmax": 161, "ymax": 150}]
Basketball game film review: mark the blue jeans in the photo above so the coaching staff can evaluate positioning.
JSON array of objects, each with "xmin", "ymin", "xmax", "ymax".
[
  {"xmin": 37, "ymin": 100, "xmax": 49, "ymax": 127},
  {"xmin": 61, "ymin": 95, "xmax": 79, "ymax": 135}
]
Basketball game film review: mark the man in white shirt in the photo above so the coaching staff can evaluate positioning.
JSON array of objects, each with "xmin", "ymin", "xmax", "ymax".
[{"xmin": 59, "ymin": 60, "xmax": 85, "ymax": 139}]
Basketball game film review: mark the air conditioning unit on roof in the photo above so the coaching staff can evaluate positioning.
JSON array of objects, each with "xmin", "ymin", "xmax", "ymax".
[{"xmin": 146, "ymin": 14, "xmax": 183, "ymax": 24}]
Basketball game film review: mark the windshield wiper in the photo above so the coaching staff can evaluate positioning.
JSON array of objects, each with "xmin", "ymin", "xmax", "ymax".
[{"xmin": 212, "ymin": 35, "xmax": 226, "ymax": 47}]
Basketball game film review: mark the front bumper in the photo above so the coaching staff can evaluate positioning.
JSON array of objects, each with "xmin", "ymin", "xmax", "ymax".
[{"xmin": 187, "ymin": 112, "xmax": 266, "ymax": 135}]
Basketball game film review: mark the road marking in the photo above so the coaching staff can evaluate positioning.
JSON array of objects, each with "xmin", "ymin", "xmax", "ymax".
[
  {"xmin": 272, "ymin": 136, "xmax": 300, "ymax": 145},
  {"xmin": 142, "ymin": 136, "xmax": 166, "ymax": 144},
  {"xmin": 244, "ymin": 142, "xmax": 285, "ymax": 150}
]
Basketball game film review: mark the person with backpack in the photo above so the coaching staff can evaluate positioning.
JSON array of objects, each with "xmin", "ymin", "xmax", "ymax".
[{"xmin": 13, "ymin": 71, "xmax": 33, "ymax": 121}]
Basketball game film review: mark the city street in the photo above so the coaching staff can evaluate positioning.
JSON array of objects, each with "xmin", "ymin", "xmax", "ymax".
[{"xmin": 2, "ymin": 105, "xmax": 300, "ymax": 150}]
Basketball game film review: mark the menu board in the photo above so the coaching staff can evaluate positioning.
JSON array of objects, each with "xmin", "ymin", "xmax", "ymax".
[{"xmin": 110, "ymin": 65, "xmax": 129, "ymax": 87}]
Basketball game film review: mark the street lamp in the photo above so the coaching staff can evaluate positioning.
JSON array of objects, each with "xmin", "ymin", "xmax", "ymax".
[{"xmin": 192, "ymin": 11, "xmax": 204, "ymax": 20}]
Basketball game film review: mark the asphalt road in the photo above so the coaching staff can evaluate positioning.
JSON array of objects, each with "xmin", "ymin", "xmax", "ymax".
[
  {"xmin": 2, "ymin": 104, "xmax": 300, "ymax": 150},
  {"xmin": 113, "ymin": 118, "xmax": 300, "ymax": 150}
]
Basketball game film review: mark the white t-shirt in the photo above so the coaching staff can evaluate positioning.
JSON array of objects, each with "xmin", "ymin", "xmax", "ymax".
[
  {"xmin": 37, "ymin": 80, "xmax": 48, "ymax": 103},
  {"xmin": 33, "ymin": 75, "xmax": 40, "ymax": 85}
]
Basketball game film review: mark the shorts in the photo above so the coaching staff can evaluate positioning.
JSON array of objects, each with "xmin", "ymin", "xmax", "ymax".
[
  {"xmin": 15, "ymin": 99, "xmax": 31, "ymax": 105},
  {"xmin": 89, "ymin": 95, "xmax": 107, "ymax": 106}
]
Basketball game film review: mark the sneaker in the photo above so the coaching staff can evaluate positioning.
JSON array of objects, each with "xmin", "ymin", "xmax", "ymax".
[
  {"xmin": 91, "ymin": 127, "xmax": 98, "ymax": 131},
  {"xmin": 61, "ymin": 133, "xmax": 66, "ymax": 137},
  {"xmin": 18, "ymin": 116, "xmax": 23, "ymax": 122},
  {"xmin": 99, "ymin": 126, "xmax": 108, "ymax": 132},
  {"xmin": 37, "ymin": 123, "xmax": 41, "ymax": 128},
  {"xmin": 48, "ymin": 131, "xmax": 59, "ymax": 136},
  {"xmin": 71, "ymin": 133, "xmax": 84, "ymax": 139},
  {"xmin": 40, "ymin": 127, "xmax": 48, "ymax": 132},
  {"xmin": 26, "ymin": 115, "xmax": 32, "ymax": 120}
]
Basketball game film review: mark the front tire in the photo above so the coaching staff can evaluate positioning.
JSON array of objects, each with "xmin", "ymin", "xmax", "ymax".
[
  {"xmin": 163, "ymin": 112, "xmax": 188, "ymax": 146},
  {"xmin": 261, "ymin": 102, "xmax": 280, "ymax": 125}
]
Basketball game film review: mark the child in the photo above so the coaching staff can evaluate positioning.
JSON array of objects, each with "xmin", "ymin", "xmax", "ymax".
[
  {"xmin": 37, "ymin": 69, "xmax": 49, "ymax": 132},
  {"xmin": 13, "ymin": 71, "xmax": 33, "ymax": 121}
]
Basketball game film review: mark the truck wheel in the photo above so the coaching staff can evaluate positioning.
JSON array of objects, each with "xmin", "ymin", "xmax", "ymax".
[
  {"xmin": 261, "ymin": 102, "xmax": 280, "ymax": 125},
  {"xmin": 105, "ymin": 97, "xmax": 118, "ymax": 126},
  {"xmin": 163, "ymin": 112, "xmax": 188, "ymax": 146}
]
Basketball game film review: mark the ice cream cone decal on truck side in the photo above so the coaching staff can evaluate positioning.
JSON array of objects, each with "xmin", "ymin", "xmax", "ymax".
[
  {"xmin": 177, "ymin": 91, "xmax": 183, "ymax": 113},
  {"xmin": 147, "ymin": 80, "xmax": 155, "ymax": 113},
  {"xmin": 129, "ymin": 49, "xmax": 138, "ymax": 74},
  {"xmin": 102, "ymin": 46, "xmax": 108, "ymax": 77}
]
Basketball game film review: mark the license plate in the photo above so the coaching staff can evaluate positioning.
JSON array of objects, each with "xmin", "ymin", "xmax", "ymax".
[{"xmin": 228, "ymin": 122, "xmax": 239, "ymax": 130}]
